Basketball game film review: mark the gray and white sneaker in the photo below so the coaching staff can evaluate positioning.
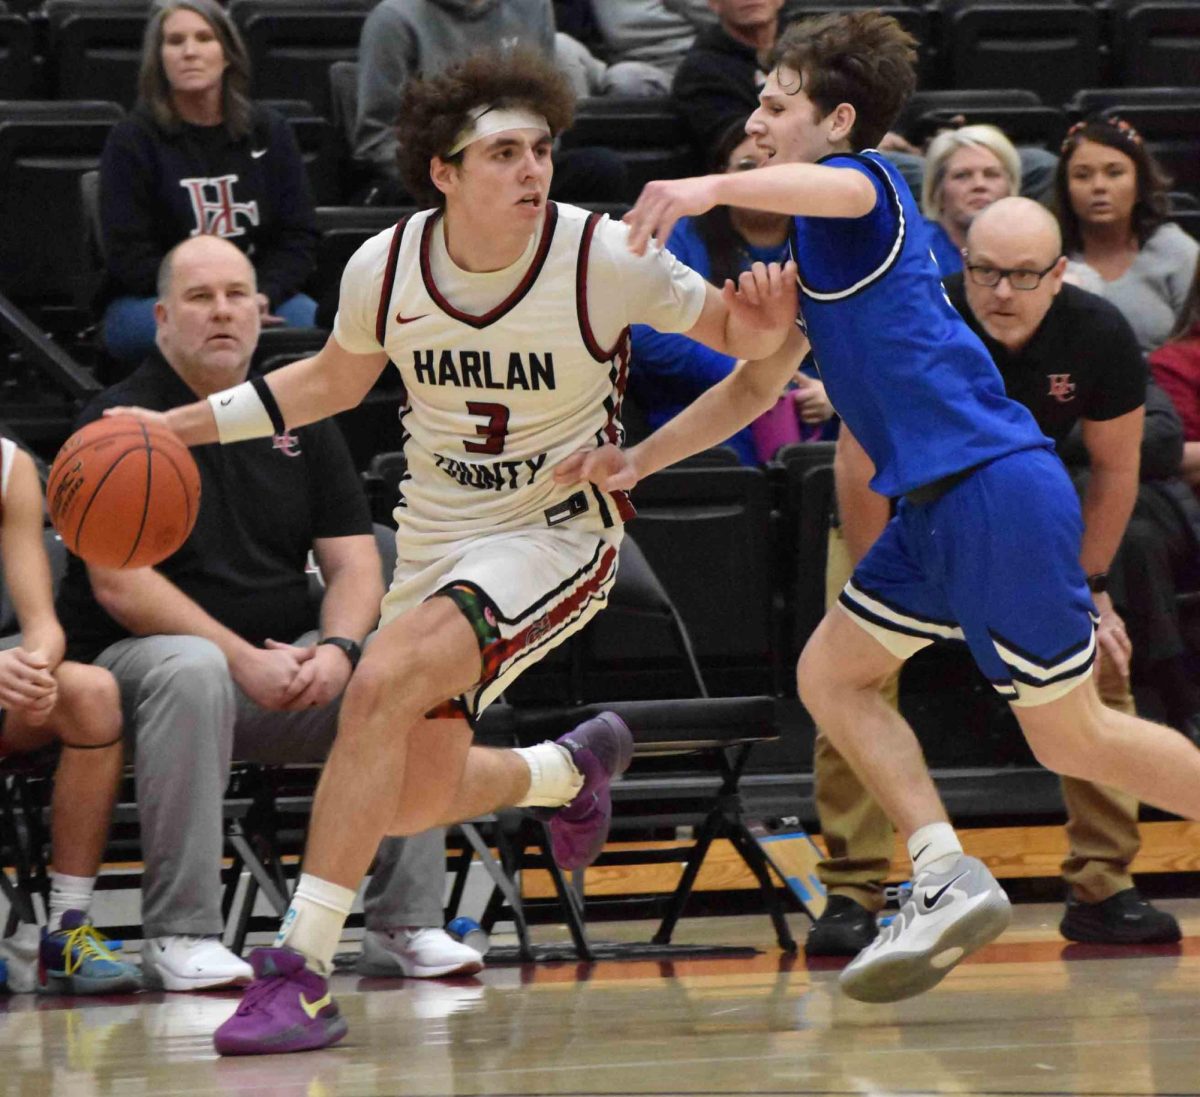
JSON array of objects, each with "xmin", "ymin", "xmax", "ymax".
[{"xmin": 839, "ymin": 855, "xmax": 1011, "ymax": 1003}]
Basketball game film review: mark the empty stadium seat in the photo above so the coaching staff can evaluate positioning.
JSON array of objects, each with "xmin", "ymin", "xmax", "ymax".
[
  {"xmin": 914, "ymin": 104, "xmax": 1068, "ymax": 149},
  {"xmin": 945, "ymin": 4, "xmax": 1101, "ymax": 105},
  {"xmin": 559, "ymin": 97, "xmax": 700, "ymax": 194},
  {"xmin": 229, "ymin": 1, "xmax": 368, "ymax": 119},
  {"xmin": 260, "ymin": 98, "xmax": 341, "ymax": 205},
  {"xmin": 624, "ymin": 465, "xmax": 780, "ymax": 697},
  {"xmin": 44, "ymin": 3, "xmax": 147, "ymax": 107},
  {"xmin": 1066, "ymin": 86, "xmax": 1200, "ymax": 120},
  {"xmin": 0, "ymin": 14, "xmax": 33, "ymax": 99},
  {"xmin": 1112, "ymin": 1, "xmax": 1200, "ymax": 87},
  {"xmin": 0, "ymin": 101, "xmax": 124, "ymax": 309}
]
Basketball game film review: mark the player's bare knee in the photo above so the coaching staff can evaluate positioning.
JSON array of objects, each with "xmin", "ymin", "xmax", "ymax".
[{"xmin": 53, "ymin": 663, "xmax": 122, "ymax": 746}]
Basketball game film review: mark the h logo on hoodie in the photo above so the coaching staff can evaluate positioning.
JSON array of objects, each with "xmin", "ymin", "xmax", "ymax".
[{"xmin": 180, "ymin": 175, "xmax": 260, "ymax": 238}]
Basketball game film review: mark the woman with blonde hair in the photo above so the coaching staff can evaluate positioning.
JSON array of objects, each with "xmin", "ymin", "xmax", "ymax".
[
  {"xmin": 98, "ymin": 0, "xmax": 318, "ymax": 364},
  {"xmin": 921, "ymin": 124, "xmax": 1021, "ymax": 276}
]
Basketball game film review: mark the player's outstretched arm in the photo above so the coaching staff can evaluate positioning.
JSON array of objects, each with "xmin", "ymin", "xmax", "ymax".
[
  {"xmin": 687, "ymin": 260, "xmax": 799, "ymax": 362},
  {"xmin": 105, "ymin": 335, "xmax": 389, "ymax": 447},
  {"xmin": 554, "ymin": 325, "xmax": 809, "ymax": 492},
  {"xmin": 625, "ymin": 164, "xmax": 876, "ymax": 256}
]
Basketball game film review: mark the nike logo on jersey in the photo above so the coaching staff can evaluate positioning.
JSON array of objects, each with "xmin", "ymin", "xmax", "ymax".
[
  {"xmin": 251, "ymin": 148, "xmax": 268, "ymax": 159},
  {"xmin": 396, "ymin": 313, "xmax": 428, "ymax": 325},
  {"xmin": 922, "ymin": 871, "xmax": 969, "ymax": 910},
  {"xmin": 299, "ymin": 990, "xmax": 332, "ymax": 1019}
]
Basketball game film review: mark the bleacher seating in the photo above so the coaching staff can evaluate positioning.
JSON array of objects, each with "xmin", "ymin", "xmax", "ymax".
[
  {"xmin": 229, "ymin": 0, "xmax": 369, "ymax": 120},
  {"xmin": 0, "ymin": 100, "xmax": 124, "ymax": 311},
  {"xmin": 943, "ymin": 4, "xmax": 1102, "ymax": 105},
  {"xmin": 0, "ymin": 13, "xmax": 33, "ymax": 99},
  {"xmin": 43, "ymin": 1, "xmax": 147, "ymax": 108},
  {"xmin": 1111, "ymin": 0, "xmax": 1200, "ymax": 87}
]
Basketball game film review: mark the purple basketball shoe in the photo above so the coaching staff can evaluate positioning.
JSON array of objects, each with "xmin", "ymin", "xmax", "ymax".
[
  {"xmin": 213, "ymin": 947, "xmax": 347, "ymax": 1056},
  {"xmin": 547, "ymin": 711, "xmax": 633, "ymax": 870}
]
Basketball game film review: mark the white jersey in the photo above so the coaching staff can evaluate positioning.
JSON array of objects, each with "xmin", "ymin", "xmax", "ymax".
[
  {"xmin": 0, "ymin": 437, "xmax": 13, "ymax": 516},
  {"xmin": 334, "ymin": 201, "xmax": 707, "ymax": 557}
]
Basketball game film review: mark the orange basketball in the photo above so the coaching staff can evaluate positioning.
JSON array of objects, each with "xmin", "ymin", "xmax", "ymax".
[{"xmin": 47, "ymin": 417, "xmax": 201, "ymax": 569}]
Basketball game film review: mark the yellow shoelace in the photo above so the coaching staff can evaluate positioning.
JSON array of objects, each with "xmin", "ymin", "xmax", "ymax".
[{"xmin": 54, "ymin": 924, "xmax": 122, "ymax": 976}]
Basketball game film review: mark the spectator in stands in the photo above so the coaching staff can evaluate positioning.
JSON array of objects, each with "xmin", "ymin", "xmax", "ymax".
[
  {"xmin": 56, "ymin": 236, "xmax": 483, "ymax": 991},
  {"xmin": 1058, "ymin": 116, "xmax": 1200, "ymax": 354},
  {"xmin": 673, "ymin": 2, "xmax": 1056, "ymax": 208},
  {"xmin": 97, "ymin": 0, "xmax": 319, "ymax": 367},
  {"xmin": 1152, "ymin": 255, "xmax": 1200, "ymax": 492},
  {"xmin": 354, "ymin": 0, "xmax": 627, "ymax": 205},
  {"xmin": 920, "ymin": 125, "xmax": 1020, "ymax": 277},
  {"xmin": 629, "ymin": 118, "xmax": 830, "ymax": 463},
  {"xmin": 806, "ymin": 197, "xmax": 1181, "ymax": 959},
  {"xmin": 584, "ymin": 1, "xmax": 712, "ymax": 90},
  {"xmin": 0, "ymin": 437, "xmax": 139, "ymax": 995},
  {"xmin": 671, "ymin": 0, "xmax": 785, "ymax": 157}
]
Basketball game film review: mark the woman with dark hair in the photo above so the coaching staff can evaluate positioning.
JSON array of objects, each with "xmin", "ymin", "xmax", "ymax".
[
  {"xmin": 629, "ymin": 119, "xmax": 830, "ymax": 464},
  {"xmin": 98, "ymin": 0, "xmax": 318, "ymax": 364},
  {"xmin": 1057, "ymin": 116, "xmax": 1198, "ymax": 354}
]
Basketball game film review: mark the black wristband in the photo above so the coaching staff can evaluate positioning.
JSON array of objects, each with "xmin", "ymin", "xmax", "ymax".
[
  {"xmin": 1086, "ymin": 572, "xmax": 1109, "ymax": 595},
  {"xmin": 250, "ymin": 376, "xmax": 286, "ymax": 435},
  {"xmin": 318, "ymin": 636, "xmax": 361, "ymax": 670}
]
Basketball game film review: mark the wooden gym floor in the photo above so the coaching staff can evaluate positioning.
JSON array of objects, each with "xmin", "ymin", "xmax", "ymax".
[{"xmin": 6, "ymin": 899, "xmax": 1200, "ymax": 1097}]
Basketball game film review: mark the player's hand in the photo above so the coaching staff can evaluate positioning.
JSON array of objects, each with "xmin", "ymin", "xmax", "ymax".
[
  {"xmin": 101, "ymin": 406, "xmax": 176, "ymax": 433},
  {"xmin": 723, "ymin": 260, "xmax": 799, "ymax": 336},
  {"xmin": 1093, "ymin": 591, "xmax": 1131, "ymax": 683},
  {"xmin": 793, "ymin": 374, "xmax": 834, "ymax": 424},
  {"xmin": 624, "ymin": 176, "xmax": 721, "ymax": 256},
  {"xmin": 553, "ymin": 444, "xmax": 639, "ymax": 492},
  {"xmin": 232, "ymin": 643, "xmax": 308, "ymax": 710},
  {"xmin": 273, "ymin": 641, "xmax": 351, "ymax": 711},
  {"xmin": 0, "ymin": 647, "xmax": 58, "ymax": 715}
]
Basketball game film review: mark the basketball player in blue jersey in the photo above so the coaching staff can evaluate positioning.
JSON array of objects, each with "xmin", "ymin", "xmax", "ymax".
[
  {"xmin": 558, "ymin": 10, "xmax": 1200, "ymax": 1004},
  {"xmin": 108, "ymin": 49, "xmax": 798, "ymax": 1054}
]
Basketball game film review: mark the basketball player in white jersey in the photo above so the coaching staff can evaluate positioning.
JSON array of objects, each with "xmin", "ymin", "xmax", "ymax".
[
  {"xmin": 0, "ymin": 437, "xmax": 139, "ymax": 993},
  {"xmin": 107, "ymin": 49, "xmax": 798, "ymax": 1054}
]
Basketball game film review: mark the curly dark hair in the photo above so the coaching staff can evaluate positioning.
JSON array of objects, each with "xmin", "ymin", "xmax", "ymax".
[
  {"xmin": 1054, "ymin": 117, "xmax": 1171, "ymax": 255},
  {"xmin": 395, "ymin": 49, "xmax": 575, "ymax": 208},
  {"xmin": 770, "ymin": 11, "xmax": 917, "ymax": 151}
]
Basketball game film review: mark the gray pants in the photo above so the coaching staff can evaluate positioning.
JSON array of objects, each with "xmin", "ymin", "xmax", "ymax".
[{"xmin": 97, "ymin": 633, "xmax": 445, "ymax": 939}]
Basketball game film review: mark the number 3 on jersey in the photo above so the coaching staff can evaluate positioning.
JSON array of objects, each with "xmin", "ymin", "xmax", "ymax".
[{"xmin": 464, "ymin": 401, "xmax": 510, "ymax": 455}]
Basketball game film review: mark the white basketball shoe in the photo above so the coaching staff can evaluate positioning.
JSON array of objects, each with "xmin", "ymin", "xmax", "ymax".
[{"xmin": 839, "ymin": 854, "xmax": 1011, "ymax": 1003}]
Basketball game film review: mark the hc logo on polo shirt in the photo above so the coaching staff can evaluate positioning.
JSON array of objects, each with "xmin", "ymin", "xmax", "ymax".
[
  {"xmin": 1047, "ymin": 374, "xmax": 1076, "ymax": 403},
  {"xmin": 179, "ymin": 175, "xmax": 261, "ymax": 238},
  {"xmin": 272, "ymin": 431, "xmax": 301, "ymax": 457}
]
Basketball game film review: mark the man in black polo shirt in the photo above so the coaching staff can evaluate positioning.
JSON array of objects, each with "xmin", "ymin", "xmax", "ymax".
[
  {"xmin": 56, "ymin": 236, "xmax": 484, "ymax": 991},
  {"xmin": 807, "ymin": 197, "xmax": 1182, "ymax": 956}
]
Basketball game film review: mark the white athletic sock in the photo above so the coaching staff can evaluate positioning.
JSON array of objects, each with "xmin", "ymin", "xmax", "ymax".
[
  {"xmin": 513, "ymin": 742, "xmax": 584, "ymax": 807},
  {"xmin": 275, "ymin": 874, "xmax": 357, "ymax": 976},
  {"xmin": 48, "ymin": 873, "xmax": 96, "ymax": 933},
  {"xmin": 907, "ymin": 822, "xmax": 963, "ymax": 878}
]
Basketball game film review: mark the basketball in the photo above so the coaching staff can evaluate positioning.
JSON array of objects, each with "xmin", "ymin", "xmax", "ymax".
[{"xmin": 47, "ymin": 417, "xmax": 202, "ymax": 569}]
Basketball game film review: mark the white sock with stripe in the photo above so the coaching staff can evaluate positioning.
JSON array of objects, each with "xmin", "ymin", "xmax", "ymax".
[
  {"xmin": 907, "ymin": 822, "xmax": 963, "ymax": 878},
  {"xmin": 275, "ymin": 874, "xmax": 357, "ymax": 976}
]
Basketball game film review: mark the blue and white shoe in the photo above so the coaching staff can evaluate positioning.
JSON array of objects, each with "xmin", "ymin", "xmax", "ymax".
[{"xmin": 39, "ymin": 910, "xmax": 142, "ymax": 995}]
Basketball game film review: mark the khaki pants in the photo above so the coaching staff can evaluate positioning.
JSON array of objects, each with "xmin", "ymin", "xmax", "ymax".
[{"xmin": 813, "ymin": 527, "xmax": 1140, "ymax": 910}]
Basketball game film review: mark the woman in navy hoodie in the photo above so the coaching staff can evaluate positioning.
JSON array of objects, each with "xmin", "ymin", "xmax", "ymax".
[{"xmin": 98, "ymin": 0, "xmax": 318, "ymax": 363}]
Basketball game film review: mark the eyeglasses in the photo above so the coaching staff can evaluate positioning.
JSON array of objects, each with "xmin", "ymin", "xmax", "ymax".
[{"xmin": 964, "ymin": 259, "xmax": 1060, "ymax": 291}]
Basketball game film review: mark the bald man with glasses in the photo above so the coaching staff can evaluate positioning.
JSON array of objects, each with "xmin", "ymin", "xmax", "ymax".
[{"xmin": 806, "ymin": 197, "xmax": 1183, "ymax": 958}]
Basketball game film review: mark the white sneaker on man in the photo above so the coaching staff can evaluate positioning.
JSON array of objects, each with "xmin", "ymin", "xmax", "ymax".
[
  {"xmin": 357, "ymin": 927, "xmax": 484, "ymax": 978},
  {"xmin": 141, "ymin": 936, "xmax": 254, "ymax": 991},
  {"xmin": 839, "ymin": 855, "xmax": 1011, "ymax": 1003}
]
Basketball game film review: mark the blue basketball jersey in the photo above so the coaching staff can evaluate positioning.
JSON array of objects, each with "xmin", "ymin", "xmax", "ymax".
[{"xmin": 791, "ymin": 151, "xmax": 1050, "ymax": 497}]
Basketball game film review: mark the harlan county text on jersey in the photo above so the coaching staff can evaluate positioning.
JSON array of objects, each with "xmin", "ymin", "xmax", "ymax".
[{"xmin": 412, "ymin": 349, "xmax": 556, "ymax": 390}]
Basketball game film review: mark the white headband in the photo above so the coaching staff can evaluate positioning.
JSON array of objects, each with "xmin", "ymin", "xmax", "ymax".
[{"xmin": 448, "ymin": 105, "xmax": 551, "ymax": 157}]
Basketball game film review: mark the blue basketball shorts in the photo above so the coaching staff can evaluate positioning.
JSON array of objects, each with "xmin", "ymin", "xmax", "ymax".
[{"xmin": 839, "ymin": 446, "xmax": 1098, "ymax": 707}]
